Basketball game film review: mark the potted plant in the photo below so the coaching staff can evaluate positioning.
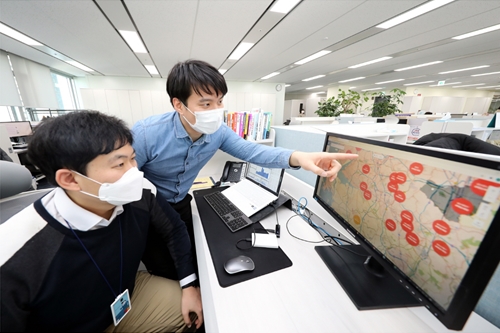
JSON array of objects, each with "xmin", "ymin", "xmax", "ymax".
[
  {"xmin": 315, "ymin": 96, "xmax": 341, "ymax": 117},
  {"xmin": 370, "ymin": 88, "xmax": 406, "ymax": 117},
  {"xmin": 315, "ymin": 89, "xmax": 369, "ymax": 117}
]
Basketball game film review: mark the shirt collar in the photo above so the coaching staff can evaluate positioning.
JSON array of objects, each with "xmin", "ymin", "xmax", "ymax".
[
  {"xmin": 173, "ymin": 111, "xmax": 211, "ymax": 144},
  {"xmin": 53, "ymin": 187, "xmax": 124, "ymax": 231}
]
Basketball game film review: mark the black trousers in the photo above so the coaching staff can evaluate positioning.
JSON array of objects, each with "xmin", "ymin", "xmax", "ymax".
[{"xmin": 141, "ymin": 194, "xmax": 197, "ymax": 281}]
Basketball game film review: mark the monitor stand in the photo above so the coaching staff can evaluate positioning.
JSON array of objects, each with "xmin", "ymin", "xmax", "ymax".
[{"xmin": 315, "ymin": 245, "xmax": 421, "ymax": 310}]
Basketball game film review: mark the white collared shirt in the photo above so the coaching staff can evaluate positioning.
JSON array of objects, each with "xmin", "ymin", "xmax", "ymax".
[{"xmin": 41, "ymin": 187, "xmax": 124, "ymax": 231}]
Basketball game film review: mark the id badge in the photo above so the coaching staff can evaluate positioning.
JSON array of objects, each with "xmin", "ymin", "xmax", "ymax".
[{"xmin": 110, "ymin": 289, "xmax": 131, "ymax": 326}]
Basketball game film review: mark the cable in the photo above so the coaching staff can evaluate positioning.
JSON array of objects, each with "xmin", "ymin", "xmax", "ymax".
[
  {"xmin": 285, "ymin": 214, "xmax": 327, "ymax": 244},
  {"xmin": 235, "ymin": 238, "xmax": 252, "ymax": 250}
]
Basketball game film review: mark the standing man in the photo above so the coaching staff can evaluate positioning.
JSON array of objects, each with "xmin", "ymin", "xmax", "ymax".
[{"xmin": 132, "ymin": 59, "xmax": 357, "ymax": 276}]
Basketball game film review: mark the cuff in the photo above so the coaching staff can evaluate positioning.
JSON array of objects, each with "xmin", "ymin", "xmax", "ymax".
[{"xmin": 179, "ymin": 273, "xmax": 197, "ymax": 288}]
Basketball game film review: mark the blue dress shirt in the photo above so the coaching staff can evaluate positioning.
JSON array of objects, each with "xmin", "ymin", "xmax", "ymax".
[{"xmin": 132, "ymin": 112, "xmax": 295, "ymax": 203}]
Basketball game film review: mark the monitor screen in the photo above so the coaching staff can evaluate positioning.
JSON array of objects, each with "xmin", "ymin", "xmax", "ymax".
[
  {"xmin": 313, "ymin": 132, "xmax": 500, "ymax": 330},
  {"xmin": 0, "ymin": 121, "xmax": 32, "ymax": 138},
  {"xmin": 245, "ymin": 163, "xmax": 284, "ymax": 197}
]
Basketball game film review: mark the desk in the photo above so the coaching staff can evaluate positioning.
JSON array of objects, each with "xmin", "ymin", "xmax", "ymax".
[{"xmin": 192, "ymin": 173, "xmax": 499, "ymax": 333}]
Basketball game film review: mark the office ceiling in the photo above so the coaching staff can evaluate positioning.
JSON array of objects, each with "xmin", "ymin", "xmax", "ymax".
[{"xmin": 0, "ymin": 0, "xmax": 499, "ymax": 94}]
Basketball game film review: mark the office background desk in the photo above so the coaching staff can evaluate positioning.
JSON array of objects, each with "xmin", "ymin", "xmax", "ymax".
[{"xmin": 191, "ymin": 173, "xmax": 499, "ymax": 333}]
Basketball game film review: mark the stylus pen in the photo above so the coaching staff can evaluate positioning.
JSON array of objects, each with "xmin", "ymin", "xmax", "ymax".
[{"xmin": 193, "ymin": 182, "xmax": 207, "ymax": 185}]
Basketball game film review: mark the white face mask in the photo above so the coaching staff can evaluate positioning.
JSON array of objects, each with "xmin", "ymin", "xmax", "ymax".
[
  {"xmin": 74, "ymin": 167, "xmax": 144, "ymax": 206},
  {"xmin": 182, "ymin": 103, "xmax": 224, "ymax": 134}
]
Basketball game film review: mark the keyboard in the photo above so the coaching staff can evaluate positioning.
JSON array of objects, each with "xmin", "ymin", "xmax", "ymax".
[{"xmin": 204, "ymin": 191, "xmax": 253, "ymax": 232}]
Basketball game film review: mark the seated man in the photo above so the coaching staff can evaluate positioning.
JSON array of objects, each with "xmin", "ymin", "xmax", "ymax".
[{"xmin": 0, "ymin": 111, "xmax": 202, "ymax": 332}]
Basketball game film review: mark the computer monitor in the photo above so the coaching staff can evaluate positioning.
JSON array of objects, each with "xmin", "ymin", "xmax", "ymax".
[
  {"xmin": 313, "ymin": 132, "xmax": 500, "ymax": 330},
  {"xmin": 0, "ymin": 121, "xmax": 32, "ymax": 138}
]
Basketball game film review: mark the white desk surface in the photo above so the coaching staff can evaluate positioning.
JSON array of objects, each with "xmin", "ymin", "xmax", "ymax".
[{"xmin": 192, "ymin": 174, "xmax": 499, "ymax": 333}]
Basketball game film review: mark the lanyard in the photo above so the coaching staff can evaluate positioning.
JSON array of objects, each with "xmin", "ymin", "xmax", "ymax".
[{"xmin": 64, "ymin": 218, "xmax": 123, "ymax": 298}]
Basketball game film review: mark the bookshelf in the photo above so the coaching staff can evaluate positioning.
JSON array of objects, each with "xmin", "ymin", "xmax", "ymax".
[{"xmin": 224, "ymin": 109, "xmax": 274, "ymax": 143}]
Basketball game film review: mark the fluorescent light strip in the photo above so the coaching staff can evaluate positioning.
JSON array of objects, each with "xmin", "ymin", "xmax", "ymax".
[
  {"xmin": 65, "ymin": 60, "xmax": 94, "ymax": 72},
  {"xmin": 285, "ymin": 84, "xmax": 291, "ymax": 87},
  {"xmin": 428, "ymin": 82, "xmax": 461, "ymax": 87},
  {"xmin": 452, "ymin": 24, "xmax": 500, "ymax": 40},
  {"xmin": 375, "ymin": 79, "xmax": 405, "ymax": 85},
  {"xmin": 295, "ymin": 50, "xmax": 331, "ymax": 65},
  {"xmin": 302, "ymin": 75, "xmax": 325, "ymax": 81},
  {"xmin": 404, "ymin": 81, "xmax": 435, "ymax": 86},
  {"xmin": 395, "ymin": 61, "xmax": 443, "ymax": 71},
  {"xmin": 314, "ymin": 92, "xmax": 326, "ymax": 94},
  {"xmin": 349, "ymin": 87, "xmax": 357, "ymax": 89},
  {"xmin": 338, "ymin": 77, "xmax": 365, "ymax": 83},
  {"xmin": 119, "ymin": 30, "xmax": 147, "ymax": 53},
  {"xmin": 452, "ymin": 83, "xmax": 485, "ymax": 88},
  {"xmin": 476, "ymin": 85, "xmax": 500, "ymax": 89},
  {"xmin": 348, "ymin": 56, "xmax": 392, "ymax": 69},
  {"xmin": 229, "ymin": 42, "xmax": 254, "ymax": 60},
  {"xmin": 269, "ymin": 0, "xmax": 301, "ymax": 14},
  {"xmin": 218, "ymin": 69, "xmax": 227, "ymax": 75},
  {"xmin": 0, "ymin": 22, "xmax": 42, "ymax": 45},
  {"xmin": 362, "ymin": 88, "xmax": 383, "ymax": 91},
  {"xmin": 438, "ymin": 65, "xmax": 489, "ymax": 74},
  {"xmin": 261, "ymin": 72, "xmax": 280, "ymax": 80},
  {"xmin": 471, "ymin": 71, "xmax": 500, "ymax": 77},
  {"xmin": 145, "ymin": 65, "xmax": 159, "ymax": 75},
  {"xmin": 306, "ymin": 85, "xmax": 323, "ymax": 90},
  {"xmin": 376, "ymin": 0, "xmax": 455, "ymax": 29}
]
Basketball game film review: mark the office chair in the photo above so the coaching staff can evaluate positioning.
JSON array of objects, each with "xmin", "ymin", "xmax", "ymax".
[{"xmin": 0, "ymin": 160, "xmax": 33, "ymax": 199}]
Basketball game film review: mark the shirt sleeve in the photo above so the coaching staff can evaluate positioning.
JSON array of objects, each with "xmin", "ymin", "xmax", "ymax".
[
  {"xmin": 131, "ymin": 120, "xmax": 148, "ymax": 170},
  {"xmin": 145, "ymin": 190, "xmax": 196, "ymax": 284},
  {"xmin": 218, "ymin": 125, "xmax": 297, "ymax": 169}
]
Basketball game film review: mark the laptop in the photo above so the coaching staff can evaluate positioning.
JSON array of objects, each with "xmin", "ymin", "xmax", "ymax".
[{"xmin": 220, "ymin": 163, "xmax": 285, "ymax": 217}]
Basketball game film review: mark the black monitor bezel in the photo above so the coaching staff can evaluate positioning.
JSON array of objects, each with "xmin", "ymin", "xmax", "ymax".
[{"xmin": 313, "ymin": 131, "xmax": 500, "ymax": 330}]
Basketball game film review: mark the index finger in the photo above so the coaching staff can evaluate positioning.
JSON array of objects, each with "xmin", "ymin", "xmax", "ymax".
[{"xmin": 330, "ymin": 153, "xmax": 358, "ymax": 160}]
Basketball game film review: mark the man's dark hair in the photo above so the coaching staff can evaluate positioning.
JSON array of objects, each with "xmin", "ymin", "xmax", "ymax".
[
  {"xmin": 27, "ymin": 111, "xmax": 133, "ymax": 186},
  {"xmin": 166, "ymin": 59, "xmax": 228, "ymax": 106}
]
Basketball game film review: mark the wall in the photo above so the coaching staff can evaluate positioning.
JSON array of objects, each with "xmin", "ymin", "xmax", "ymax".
[{"xmin": 75, "ymin": 76, "xmax": 285, "ymax": 127}]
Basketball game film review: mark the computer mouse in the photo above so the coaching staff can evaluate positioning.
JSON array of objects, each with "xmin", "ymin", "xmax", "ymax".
[{"xmin": 224, "ymin": 255, "xmax": 255, "ymax": 274}]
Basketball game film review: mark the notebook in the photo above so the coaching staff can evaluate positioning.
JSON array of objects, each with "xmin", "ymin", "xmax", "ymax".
[{"xmin": 221, "ymin": 163, "xmax": 285, "ymax": 217}]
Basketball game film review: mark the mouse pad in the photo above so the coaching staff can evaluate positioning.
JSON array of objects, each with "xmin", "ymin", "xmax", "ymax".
[{"xmin": 193, "ymin": 187, "xmax": 293, "ymax": 288}]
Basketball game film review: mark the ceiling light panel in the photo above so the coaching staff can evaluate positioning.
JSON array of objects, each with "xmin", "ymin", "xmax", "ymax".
[
  {"xmin": 452, "ymin": 83, "xmax": 485, "ymax": 88},
  {"xmin": 452, "ymin": 24, "xmax": 500, "ymax": 40},
  {"xmin": 338, "ymin": 77, "xmax": 365, "ymax": 83},
  {"xmin": 65, "ymin": 60, "xmax": 94, "ymax": 72},
  {"xmin": 269, "ymin": 0, "xmax": 302, "ymax": 14},
  {"xmin": 144, "ymin": 65, "xmax": 159, "ymax": 75},
  {"xmin": 404, "ymin": 81, "xmax": 435, "ymax": 86},
  {"xmin": 0, "ymin": 22, "xmax": 42, "ymax": 45},
  {"xmin": 294, "ymin": 50, "xmax": 331, "ymax": 65},
  {"xmin": 306, "ymin": 85, "xmax": 323, "ymax": 90},
  {"xmin": 261, "ymin": 72, "xmax": 280, "ymax": 80},
  {"xmin": 119, "ymin": 30, "xmax": 147, "ymax": 53},
  {"xmin": 348, "ymin": 56, "xmax": 392, "ymax": 69},
  {"xmin": 438, "ymin": 65, "xmax": 489, "ymax": 74},
  {"xmin": 302, "ymin": 75, "xmax": 325, "ymax": 81},
  {"xmin": 229, "ymin": 42, "xmax": 254, "ymax": 60},
  {"xmin": 395, "ymin": 61, "xmax": 443, "ymax": 71},
  {"xmin": 471, "ymin": 71, "xmax": 500, "ymax": 77},
  {"xmin": 376, "ymin": 0, "xmax": 455, "ymax": 29},
  {"xmin": 362, "ymin": 87, "xmax": 383, "ymax": 91},
  {"xmin": 375, "ymin": 79, "xmax": 405, "ymax": 85}
]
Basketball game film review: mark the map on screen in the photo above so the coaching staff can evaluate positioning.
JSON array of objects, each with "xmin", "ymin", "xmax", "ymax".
[{"xmin": 316, "ymin": 137, "xmax": 500, "ymax": 311}]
